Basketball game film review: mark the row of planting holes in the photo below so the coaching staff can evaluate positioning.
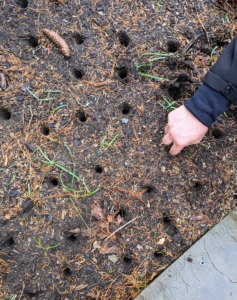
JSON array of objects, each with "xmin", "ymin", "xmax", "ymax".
[{"xmin": 0, "ymin": 105, "xmax": 225, "ymax": 140}]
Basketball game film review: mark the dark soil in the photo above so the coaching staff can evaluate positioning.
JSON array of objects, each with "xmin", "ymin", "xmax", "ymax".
[{"xmin": 1, "ymin": 0, "xmax": 237, "ymax": 299}]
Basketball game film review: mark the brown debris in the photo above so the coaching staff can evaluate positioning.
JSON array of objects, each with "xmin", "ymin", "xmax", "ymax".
[{"xmin": 42, "ymin": 28, "xmax": 71, "ymax": 58}]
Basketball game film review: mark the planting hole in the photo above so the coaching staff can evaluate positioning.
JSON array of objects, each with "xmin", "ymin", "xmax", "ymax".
[
  {"xmin": 76, "ymin": 109, "xmax": 87, "ymax": 122},
  {"xmin": 163, "ymin": 214, "xmax": 171, "ymax": 225},
  {"xmin": 74, "ymin": 68, "xmax": 84, "ymax": 79},
  {"xmin": 95, "ymin": 165, "xmax": 103, "ymax": 174},
  {"xmin": 154, "ymin": 251, "xmax": 163, "ymax": 258},
  {"xmin": 144, "ymin": 185, "xmax": 155, "ymax": 194},
  {"xmin": 116, "ymin": 208, "xmax": 126, "ymax": 218},
  {"xmin": 63, "ymin": 268, "xmax": 72, "ymax": 277},
  {"xmin": 117, "ymin": 67, "xmax": 128, "ymax": 79},
  {"xmin": 167, "ymin": 39, "xmax": 180, "ymax": 53},
  {"xmin": 168, "ymin": 85, "xmax": 181, "ymax": 100},
  {"xmin": 121, "ymin": 103, "xmax": 131, "ymax": 115},
  {"xmin": 212, "ymin": 129, "xmax": 223, "ymax": 139},
  {"xmin": 3, "ymin": 237, "xmax": 14, "ymax": 247},
  {"xmin": 42, "ymin": 125, "xmax": 50, "ymax": 136},
  {"xmin": 193, "ymin": 181, "xmax": 202, "ymax": 191},
  {"xmin": 0, "ymin": 107, "xmax": 11, "ymax": 120},
  {"xmin": 18, "ymin": 0, "xmax": 28, "ymax": 8},
  {"xmin": 119, "ymin": 31, "xmax": 130, "ymax": 47},
  {"xmin": 67, "ymin": 234, "xmax": 77, "ymax": 242},
  {"xmin": 50, "ymin": 178, "xmax": 58, "ymax": 186},
  {"xmin": 28, "ymin": 35, "xmax": 38, "ymax": 48},
  {"xmin": 233, "ymin": 191, "xmax": 237, "ymax": 199},
  {"xmin": 75, "ymin": 33, "xmax": 86, "ymax": 44},
  {"xmin": 123, "ymin": 256, "xmax": 132, "ymax": 264}
]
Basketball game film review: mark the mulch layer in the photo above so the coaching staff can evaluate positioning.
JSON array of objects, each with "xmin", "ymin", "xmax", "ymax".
[{"xmin": 1, "ymin": 0, "xmax": 237, "ymax": 299}]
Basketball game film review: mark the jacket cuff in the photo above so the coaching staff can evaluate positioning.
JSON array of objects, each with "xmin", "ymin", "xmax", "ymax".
[{"xmin": 184, "ymin": 84, "xmax": 230, "ymax": 127}]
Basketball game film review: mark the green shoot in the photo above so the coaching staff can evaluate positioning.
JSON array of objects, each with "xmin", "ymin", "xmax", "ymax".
[
  {"xmin": 38, "ymin": 148, "xmax": 80, "ymax": 180},
  {"xmin": 35, "ymin": 239, "xmax": 60, "ymax": 251},
  {"xmin": 60, "ymin": 172, "xmax": 99, "ymax": 197},
  {"xmin": 7, "ymin": 295, "xmax": 17, "ymax": 300},
  {"xmin": 142, "ymin": 52, "xmax": 177, "ymax": 57},
  {"xmin": 43, "ymin": 90, "xmax": 61, "ymax": 93},
  {"xmin": 210, "ymin": 46, "xmax": 218, "ymax": 65},
  {"xmin": 135, "ymin": 63, "xmax": 168, "ymax": 81},
  {"xmin": 98, "ymin": 129, "xmax": 108, "ymax": 150},
  {"xmin": 60, "ymin": 172, "xmax": 84, "ymax": 193},
  {"xmin": 225, "ymin": 12, "xmax": 230, "ymax": 24},
  {"xmin": 64, "ymin": 142, "xmax": 76, "ymax": 188},
  {"xmin": 69, "ymin": 197, "xmax": 90, "ymax": 230},
  {"xmin": 157, "ymin": 96, "xmax": 176, "ymax": 111},
  {"xmin": 105, "ymin": 134, "xmax": 119, "ymax": 149},
  {"xmin": 98, "ymin": 129, "xmax": 120, "ymax": 151},
  {"xmin": 148, "ymin": 57, "xmax": 168, "ymax": 62},
  {"xmin": 26, "ymin": 88, "xmax": 60, "ymax": 103},
  {"xmin": 64, "ymin": 142, "xmax": 73, "ymax": 158},
  {"xmin": 7, "ymin": 174, "xmax": 17, "ymax": 186},
  {"xmin": 52, "ymin": 104, "xmax": 66, "ymax": 115}
]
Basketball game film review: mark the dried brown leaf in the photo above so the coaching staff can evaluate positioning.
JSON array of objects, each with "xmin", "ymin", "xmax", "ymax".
[{"xmin": 91, "ymin": 202, "xmax": 104, "ymax": 220}]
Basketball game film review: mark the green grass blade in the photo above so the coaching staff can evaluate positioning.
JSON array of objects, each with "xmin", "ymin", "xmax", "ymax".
[
  {"xmin": 138, "ymin": 72, "xmax": 168, "ymax": 81},
  {"xmin": 7, "ymin": 174, "xmax": 17, "ymax": 186},
  {"xmin": 60, "ymin": 172, "xmax": 84, "ymax": 193},
  {"xmin": 26, "ymin": 87, "xmax": 39, "ymax": 100},
  {"xmin": 106, "ymin": 134, "xmax": 119, "ymax": 149},
  {"xmin": 38, "ymin": 148, "xmax": 80, "ymax": 180},
  {"xmin": 98, "ymin": 129, "xmax": 108, "ymax": 150},
  {"xmin": 52, "ymin": 104, "xmax": 66, "ymax": 115}
]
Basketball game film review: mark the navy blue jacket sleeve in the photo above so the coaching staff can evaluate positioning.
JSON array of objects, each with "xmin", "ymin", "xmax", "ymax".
[
  {"xmin": 184, "ymin": 37, "xmax": 237, "ymax": 127},
  {"xmin": 184, "ymin": 84, "xmax": 230, "ymax": 128}
]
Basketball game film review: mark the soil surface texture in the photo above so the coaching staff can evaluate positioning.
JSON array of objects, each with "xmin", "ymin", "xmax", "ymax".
[{"xmin": 1, "ymin": 0, "xmax": 237, "ymax": 299}]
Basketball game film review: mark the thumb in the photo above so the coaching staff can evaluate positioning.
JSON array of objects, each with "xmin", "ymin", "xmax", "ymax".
[
  {"xmin": 169, "ymin": 143, "xmax": 183, "ymax": 155},
  {"xmin": 162, "ymin": 133, "xmax": 173, "ymax": 145}
]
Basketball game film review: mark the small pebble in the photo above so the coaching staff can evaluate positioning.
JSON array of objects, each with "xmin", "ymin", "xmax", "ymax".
[
  {"xmin": 17, "ymin": 95, "xmax": 24, "ymax": 102},
  {"xmin": 29, "ymin": 222, "xmax": 34, "ymax": 225},
  {"xmin": 45, "ymin": 215, "xmax": 51, "ymax": 222},
  {"xmin": 28, "ymin": 238, "xmax": 31, "ymax": 242},
  {"xmin": 122, "ymin": 118, "xmax": 129, "ymax": 124},
  {"xmin": 136, "ymin": 244, "xmax": 142, "ymax": 250},
  {"xmin": 126, "ymin": 238, "xmax": 130, "ymax": 242},
  {"xmin": 74, "ymin": 140, "xmax": 81, "ymax": 147},
  {"xmin": 9, "ymin": 189, "xmax": 18, "ymax": 197}
]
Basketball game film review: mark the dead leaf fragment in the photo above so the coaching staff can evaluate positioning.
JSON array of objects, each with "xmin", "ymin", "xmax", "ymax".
[
  {"xmin": 75, "ymin": 283, "xmax": 88, "ymax": 290},
  {"xmin": 107, "ymin": 215, "xmax": 113, "ymax": 223},
  {"xmin": 99, "ymin": 245, "xmax": 120, "ymax": 255},
  {"xmin": 91, "ymin": 201, "xmax": 104, "ymax": 220},
  {"xmin": 108, "ymin": 254, "xmax": 119, "ymax": 263}
]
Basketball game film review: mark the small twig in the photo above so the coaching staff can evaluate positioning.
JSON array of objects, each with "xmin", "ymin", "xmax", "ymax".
[
  {"xmin": 196, "ymin": 14, "xmax": 209, "ymax": 43},
  {"xmin": 104, "ymin": 216, "xmax": 138, "ymax": 241},
  {"xmin": 114, "ymin": 186, "xmax": 147, "ymax": 203},
  {"xmin": 184, "ymin": 33, "xmax": 203, "ymax": 53}
]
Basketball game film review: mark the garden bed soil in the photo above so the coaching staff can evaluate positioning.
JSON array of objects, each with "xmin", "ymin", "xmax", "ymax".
[{"xmin": 1, "ymin": 0, "xmax": 237, "ymax": 299}]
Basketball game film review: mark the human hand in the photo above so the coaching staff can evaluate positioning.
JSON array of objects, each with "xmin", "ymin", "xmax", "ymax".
[{"xmin": 162, "ymin": 105, "xmax": 208, "ymax": 155}]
